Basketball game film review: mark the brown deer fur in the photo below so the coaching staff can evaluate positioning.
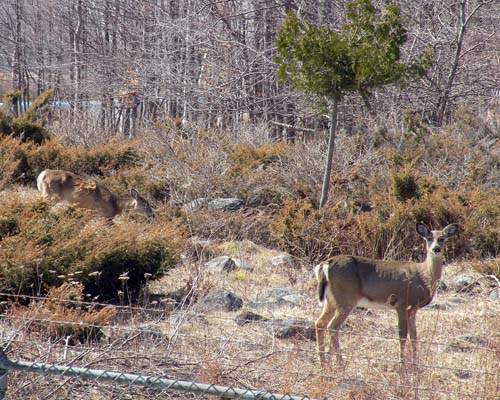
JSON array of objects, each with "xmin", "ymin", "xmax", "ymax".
[
  {"xmin": 37, "ymin": 169, "xmax": 155, "ymax": 220},
  {"xmin": 315, "ymin": 222, "xmax": 459, "ymax": 367}
]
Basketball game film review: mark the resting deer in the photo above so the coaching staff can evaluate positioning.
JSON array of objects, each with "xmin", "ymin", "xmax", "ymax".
[
  {"xmin": 37, "ymin": 169, "xmax": 155, "ymax": 220},
  {"xmin": 315, "ymin": 222, "xmax": 459, "ymax": 367}
]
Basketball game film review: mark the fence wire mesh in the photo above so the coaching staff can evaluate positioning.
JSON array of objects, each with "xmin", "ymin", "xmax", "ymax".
[
  {"xmin": 1, "ymin": 291, "xmax": 500, "ymax": 399},
  {"xmin": 0, "ymin": 348, "xmax": 310, "ymax": 400}
]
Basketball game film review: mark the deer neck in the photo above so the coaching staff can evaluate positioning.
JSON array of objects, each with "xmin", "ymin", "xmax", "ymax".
[{"xmin": 422, "ymin": 253, "xmax": 445, "ymax": 294}]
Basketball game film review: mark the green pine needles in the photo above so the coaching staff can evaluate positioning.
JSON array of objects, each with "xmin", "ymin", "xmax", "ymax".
[{"xmin": 275, "ymin": 0, "xmax": 432, "ymax": 208}]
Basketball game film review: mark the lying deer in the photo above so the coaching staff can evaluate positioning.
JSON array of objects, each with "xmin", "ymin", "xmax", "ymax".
[
  {"xmin": 37, "ymin": 169, "xmax": 155, "ymax": 220},
  {"xmin": 315, "ymin": 222, "xmax": 459, "ymax": 367}
]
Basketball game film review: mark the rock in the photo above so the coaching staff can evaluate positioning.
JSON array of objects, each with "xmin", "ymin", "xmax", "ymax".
[
  {"xmin": 232, "ymin": 257, "xmax": 252, "ymax": 271},
  {"xmin": 488, "ymin": 288, "xmax": 500, "ymax": 300},
  {"xmin": 248, "ymin": 287, "xmax": 302, "ymax": 309},
  {"xmin": 235, "ymin": 311, "xmax": 267, "ymax": 326},
  {"xmin": 194, "ymin": 289, "xmax": 243, "ymax": 313},
  {"xmin": 204, "ymin": 256, "xmax": 238, "ymax": 273},
  {"xmin": 424, "ymin": 301, "xmax": 450, "ymax": 311},
  {"xmin": 182, "ymin": 198, "xmax": 208, "ymax": 212},
  {"xmin": 353, "ymin": 200, "xmax": 373, "ymax": 212},
  {"xmin": 182, "ymin": 197, "xmax": 245, "ymax": 212},
  {"xmin": 265, "ymin": 318, "xmax": 315, "ymax": 341},
  {"xmin": 207, "ymin": 198, "xmax": 244, "ymax": 211},
  {"xmin": 424, "ymin": 296, "xmax": 464, "ymax": 311},
  {"xmin": 270, "ymin": 254, "xmax": 297, "ymax": 268},
  {"xmin": 449, "ymin": 273, "xmax": 481, "ymax": 294},
  {"xmin": 438, "ymin": 280, "xmax": 448, "ymax": 292},
  {"xmin": 182, "ymin": 198, "xmax": 244, "ymax": 212}
]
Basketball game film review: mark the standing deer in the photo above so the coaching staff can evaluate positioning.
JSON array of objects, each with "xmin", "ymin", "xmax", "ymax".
[
  {"xmin": 37, "ymin": 169, "xmax": 155, "ymax": 220},
  {"xmin": 315, "ymin": 222, "xmax": 459, "ymax": 367}
]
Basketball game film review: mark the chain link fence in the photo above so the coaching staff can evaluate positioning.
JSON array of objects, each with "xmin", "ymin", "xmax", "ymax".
[{"xmin": 0, "ymin": 347, "xmax": 311, "ymax": 400}]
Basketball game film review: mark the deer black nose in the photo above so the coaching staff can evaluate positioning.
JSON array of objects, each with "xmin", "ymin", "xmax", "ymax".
[{"xmin": 433, "ymin": 245, "xmax": 441, "ymax": 253}]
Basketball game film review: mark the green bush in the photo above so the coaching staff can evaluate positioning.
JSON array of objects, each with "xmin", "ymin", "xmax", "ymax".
[
  {"xmin": 0, "ymin": 136, "xmax": 142, "ymax": 186},
  {"xmin": 391, "ymin": 168, "xmax": 420, "ymax": 202},
  {"xmin": 1, "ymin": 89, "xmax": 53, "ymax": 144}
]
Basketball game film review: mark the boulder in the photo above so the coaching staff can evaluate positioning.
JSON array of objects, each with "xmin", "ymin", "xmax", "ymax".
[
  {"xmin": 183, "ymin": 197, "xmax": 244, "ymax": 212},
  {"xmin": 194, "ymin": 289, "xmax": 243, "ymax": 313},
  {"xmin": 204, "ymin": 256, "xmax": 238, "ymax": 273},
  {"xmin": 270, "ymin": 254, "xmax": 297, "ymax": 268},
  {"xmin": 235, "ymin": 311, "xmax": 267, "ymax": 326},
  {"xmin": 449, "ymin": 273, "xmax": 481, "ymax": 294},
  {"xmin": 182, "ymin": 198, "xmax": 208, "ymax": 212},
  {"xmin": 207, "ymin": 198, "xmax": 244, "ymax": 211},
  {"xmin": 265, "ymin": 318, "xmax": 315, "ymax": 341},
  {"xmin": 248, "ymin": 287, "xmax": 302, "ymax": 309}
]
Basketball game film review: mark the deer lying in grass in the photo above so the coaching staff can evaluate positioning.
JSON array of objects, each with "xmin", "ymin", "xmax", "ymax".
[
  {"xmin": 315, "ymin": 222, "xmax": 459, "ymax": 367},
  {"xmin": 37, "ymin": 169, "xmax": 155, "ymax": 220}
]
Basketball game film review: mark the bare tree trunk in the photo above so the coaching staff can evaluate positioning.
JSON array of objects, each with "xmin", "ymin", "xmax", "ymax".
[
  {"xmin": 11, "ymin": 0, "xmax": 23, "ymax": 116},
  {"xmin": 435, "ymin": 0, "xmax": 467, "ymax": 125},
  {"xmin": 73, "ymin": 0, "xmax": 83, "ymax": 108},
  {"xmin": 434, "ymin": 0, "xmax": 491, "ymax": 125},
  {"xmin": 319, "ymin": 98, "xmax": 339, "ymax": 210}
]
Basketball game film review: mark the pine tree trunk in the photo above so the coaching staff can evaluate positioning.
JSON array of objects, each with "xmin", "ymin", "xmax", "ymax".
[{"xmin": 319, "ymin": 98, "xmax": 339, "ymax": 210}]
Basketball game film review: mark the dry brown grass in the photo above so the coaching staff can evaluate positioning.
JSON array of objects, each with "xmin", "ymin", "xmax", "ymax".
[
  {"xmin": 4, "ymin": 120, "xmax": 500, "ymax": 398},
  {"xmin": 3, "ymin": 228, "xmax": 500, "ymax": 398}
]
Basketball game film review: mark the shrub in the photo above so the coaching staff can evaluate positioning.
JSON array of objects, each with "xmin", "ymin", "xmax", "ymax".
[
  {"xmin": 270, "ymin": 198, "xmax": 352, "ymax": 263},
  {"xmin": 229, "ymin": 142, "xmax": 287, "ymax": 177},
  {"xmin": 183, "ymin": 208, "xmax": 273, "ymax": 246},
  {"xmin": 9, "ymin": 282, "xmax": 116, "ymax": 341},
  {"xmin": 0, "ymin": 194, "xmax": 187, "ymax": 299},
  {"xmin": 271, "ymin": 187, "xmax": 470, "ymax": 264},
  {"xmin": 0, "ymin": 136, "xmax": 142, "ymax": 187},
  {"xmin": 391, "ymin": 167, "xmax": 420, "ymax": 202},
  {"xmin": 0, "ymin": 218, "xmax": 18, "ymax": 240},
  {"xmin": 1, "ymin": 89, "xmax": 53, "ymax": 144}
]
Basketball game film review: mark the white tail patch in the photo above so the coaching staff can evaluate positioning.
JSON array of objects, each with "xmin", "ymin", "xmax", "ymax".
[{"xmin": 36, "ymin": 170, "xmax": 46, "ymax": 193}]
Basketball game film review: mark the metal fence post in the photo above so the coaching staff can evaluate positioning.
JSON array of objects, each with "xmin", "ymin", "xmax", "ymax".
[{"xmin": 0, "ymin": 348, "xmax": 8, "ymax": 400}]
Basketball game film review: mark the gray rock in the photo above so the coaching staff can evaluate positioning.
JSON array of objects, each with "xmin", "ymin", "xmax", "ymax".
[
  {"xmin": 438, "ymin": 280, "xmax": 448, "ymax": 292},
  {"xmin": 207, "ymin": 198, "xmax": 244, "ymax": 211},
  {"xmin": 204, "ymin": 256, "xmax": 238, "ymax": 273},
  {"xmin": 449, "ymin": 273, "xmax": 481, "ymax": 293},
  {"xmin": 265, "ymin": 318, "xmax": 315, "ymax": 341},
  {"xmin": 270, "ymin": 254, "xmax": 297, "ymax": 268},
  {"xmin": 182, "ymin": 198, "xmax": 208, "ymax": 212},
  {"xmin": 235, "ymin": 311, "xmax": 267, "ymax": 326},
  {"xmin": 488, "ymin": 288, "xmax": 500, "ymax": 300},
  {"xmin": 248, "ymin": 287, "xmax": 302, "ymax": 309},
  {"xmin": 424, "ymin": 296, "xmax": 464, "ymax": 311},
  {"xmin": 233, "ymin": 258, "xmax": 252, "ymax": 271},
  {"xmin": 194, "ymin": 289, "xmax": 243, "ymax": 313}
]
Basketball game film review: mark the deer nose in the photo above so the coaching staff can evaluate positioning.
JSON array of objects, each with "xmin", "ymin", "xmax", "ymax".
[{"xmin": 433, "ymin": 245, "xmax": 441, "ymax": 253}]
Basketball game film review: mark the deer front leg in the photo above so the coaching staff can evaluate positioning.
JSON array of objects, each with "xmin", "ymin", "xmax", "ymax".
[
  {"xmin": 408, "ymin": 309, "xmax": 418, "ymax": 366},
  {"xmin": 397, "ymin": 309, "xmax": 409, "ymax": 367}
]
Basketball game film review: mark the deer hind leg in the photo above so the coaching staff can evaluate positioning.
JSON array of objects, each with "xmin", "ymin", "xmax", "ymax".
[
  {"xmin": 327, "ymin": 306, "xmax": 354, "ymax": 365},
  {"xmin": 315, "ymin": 301, "xmax": 336, "ymax": 366}
]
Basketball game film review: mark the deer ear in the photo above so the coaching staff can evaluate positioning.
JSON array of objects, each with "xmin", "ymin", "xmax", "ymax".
[
  {"xmin": 416, "ymin": 222, "xmax": 432, "ymax": 239},
  {"xmin": 130, "ymin": 188, "xmax": 139, "ymax": 200},
  {"xmin": 443, "ymin": 223, "xmax": 459, "ymax": 238}
]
